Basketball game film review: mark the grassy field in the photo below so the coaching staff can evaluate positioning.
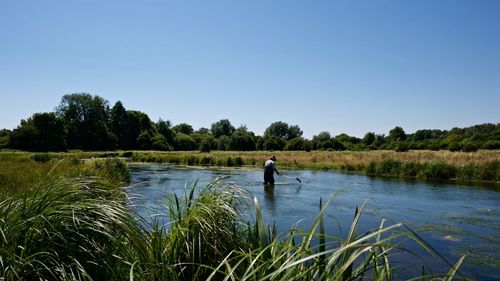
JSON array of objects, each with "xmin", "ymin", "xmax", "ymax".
[{"xmin": 0, "ymin": 153, "xmax": 467, "ymax": 280}]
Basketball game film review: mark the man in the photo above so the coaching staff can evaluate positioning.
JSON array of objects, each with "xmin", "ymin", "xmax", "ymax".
[{"xmin": 263, "ymin": 155, "xmax": 279, "ymax": 185}]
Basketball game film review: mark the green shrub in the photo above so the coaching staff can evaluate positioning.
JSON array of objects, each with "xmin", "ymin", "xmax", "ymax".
[
  {"xmin": 461, "ymin": 141, "xmax": 479, "ymax": 152},
  {"xmin": 375, "ymin": 159, "xmax": 401, "ymax": 177},
  {"xmin": 418, "ymin": 161, "xmax": 456, "ymax": 180},
  {"xmin": 121, "ymin": 151, "xmax": 133, "ymax": 157},
  {"xmin": 448, "ymin": 142, "xmax": 462, "ymax": 152},
  {"xmin": 88, "ymin": 158, "xmax": 130, "ymax": 184},
  {"xmin": 482, "ymin": 140, "xmax": 500, "ymax": 150},
  {"xmin": 234, "ymin": 156, "xmax": 244, "ymax": 166},
  {"xmin": 394, "ymin": 141, "xmax": 409, "ymax": 152},
  {"xmin": 31, "ymin": 153, "xmax": 50, "ymax": 162}
]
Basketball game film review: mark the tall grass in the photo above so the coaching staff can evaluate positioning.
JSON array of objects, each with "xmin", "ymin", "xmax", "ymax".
[
  {"xmin": 0, "ymin": 152, "xmax": 129, "ymax": 197},
  {"xmin": 0, "ymin": 178, "xmax": 148, "ymax": 280}
]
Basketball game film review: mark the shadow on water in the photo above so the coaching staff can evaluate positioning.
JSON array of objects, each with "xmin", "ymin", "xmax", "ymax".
[{"xmin": 126, "ymin": 164, "xmax": 500, "ymax": 281}]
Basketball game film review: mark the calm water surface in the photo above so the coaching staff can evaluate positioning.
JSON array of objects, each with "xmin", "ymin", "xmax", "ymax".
[{"xmin": 127, "ymin": 164, "xmax": 499, "ymax": 280}]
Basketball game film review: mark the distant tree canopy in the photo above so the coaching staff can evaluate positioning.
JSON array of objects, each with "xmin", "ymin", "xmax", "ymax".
[
  {"xmin": 9, "ymin": 112, "xmax": 66, "ymax": 151},
  {"xmin": 264, "ymin": 121, "xmax": 303, "ymax": 140},
  {"xmin": 3, "ymin": 93, "xmax": 499, "ymax": 153},
  {"xmin": 211, "ymin": 119, "xmax": 235, "ymax": 138}
]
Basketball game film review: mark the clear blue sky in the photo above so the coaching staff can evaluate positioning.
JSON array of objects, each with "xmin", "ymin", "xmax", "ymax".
[{"xmin": 1, "ymin": 0, "xmax": 499, "ymax": 138}]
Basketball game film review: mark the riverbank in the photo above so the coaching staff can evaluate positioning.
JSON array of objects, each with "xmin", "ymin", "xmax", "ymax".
[
  {"xmin": 1, "ymin": 149, "xmax": 499, "ymax": 184},
  {"xmin": 130, "ymin": 150, "xmax": 500, "ymax": 184}
]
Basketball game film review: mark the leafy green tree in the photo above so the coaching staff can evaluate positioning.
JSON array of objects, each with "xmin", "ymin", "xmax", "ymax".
[
  {"xmin": 285, "ymin": 137, "xmax": 311, "ymax": 151},
  {"xmin": 0, "ymin": 129, "xmax": 10, "ymax": 148},
  {"xmin": 9, "ymin": 112, "xmax": 67, "ymax": 151},
  {"xmin": 448, "ymin": 142, "xmax": 462, "ymax": 152},
  {"xmin": 373, "ymin": 134, "xmax": 386, "ymax": 148},
  {"xmin": 156, "ymin": 119, "xmax": 175, "ymax": 145},
  {"xmin": 172, "ymin": 123, "xmax": 194, "ymax": 135},
  {"xmin": 211, "ymin": 119, "xmax": 235, "ymax": 138},
  {"xmin": 394, "ymin": 141, "xmax": 409, "ymax": 152},
  {"xmin": 216, "ymin": 135, "xmax": 231, "ymax": 151},
  {"xmin": 9, "ymin": 121, "xmax": 37, "ymax": 151},
  {"xmin": 125, "ymin": 110, "xmax": 154, "ymax": 149},
  {"xmin": 461, "ymin": 141, "xmax": 479, "ymax": 152},
  {"xmin": 151, "ymin": 133, "xmax": 172, "ymax": 151},
  {"xmin": 388, "ymin": 126, "xmax": 406, "ymax": 142},
  {"xmin": 264, "ymin": 121, "xmax": 288, "ymax": 139},
  {"xmin": 137, "ymin": 131, "xmax": 154, "ymax": 150},
  {"xmin": 56, "ymin": 93, "xmax": 112, "ymax": 150},
  {"xmin": 230, "ymin": 126, "xmax": 256, "ymax": 151},
  {"xmin": 196, "ymin": 127, "xmax": 211, "ymax": 135},
  {"xmin": 174, "ymin": 133, "xmax": 197, "ymax": 150},
  {"xmin": 262, "ymin": 136, "xmax": 286, "ymax": 151},
  {"xmin": 335, "ymin": 133, "xmax": 360, "ymax": 150},
  {"xmin": 110, "ymin": 101, "xmax": 129, "ymax": 148},
  {"xmin": 264, "ymin": 121, "xmax": 303, "ymax": 140},
  {"xmin": 31, "ymin": 112, "xmax": 67, "ymax": 151},
  {"xmin": 362, "ymin": 132, "xmax": 376, "ymax": 145},
  {"xmin": 255, "ymin": 135, "xmax": 264, "ymax": 150},
  {"xmin": 287, "ymin": 125, "xmax": 303, "ymax": 140},
  {"xmin": 312, "ymin": 131, "xmax": 331, "ymax": 150}
]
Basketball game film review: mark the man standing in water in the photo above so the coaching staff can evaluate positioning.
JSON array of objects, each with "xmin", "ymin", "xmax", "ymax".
[{"xmin": 263, "ymin": 155, "xmax": 279, "ymax": 185}]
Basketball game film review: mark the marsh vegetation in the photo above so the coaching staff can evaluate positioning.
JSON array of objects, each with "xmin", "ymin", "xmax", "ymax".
[{"xmin": 0, "ymin": 154, "xmax": 474, "ymax": 280}]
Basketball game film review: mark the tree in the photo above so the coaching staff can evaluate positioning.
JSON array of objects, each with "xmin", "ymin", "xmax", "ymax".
[
  {"xmin": 0, "ymin": 129, "xmax": 10, "ymax": 148},
  {"xmin": 264, "ymin": 121, "xmax": 302, "ymax": 140},
  {"xmin": 217, "ymin": 135, "xmax": 231, "ymax": 151},
  {"xmin": 264, "ymin": 121, "xmax": 288, "ymax": 139},
  {"xmin": 172, "ymin": 123, "xmax": 194, "ymax": 135},
  {"xmin": 156, "ymin": 119, "xmax": 175, "ymax": 145},
  {"xmin": 230, "ymin": 126, "xmax": 256, "ymax": 151},
  {"xmin": 285, "ymin": 137, "xmax": 311, "ymax": 151},
  {"xmin": 125, "ymin": 110, "xmax": 154, "ymax": 149},
  {"xmin": 56, "ymin": 93, "xmax": 111, "ymax": 150},
  {"xmin": 287, "ymin": 125, "xmax": 303, "ymax": 140},
  {"xmin": 9, "ymin": 112, "xmax": 66, "ymax": 151},
  {"xmin": 211, "ymin": 119, "xmax": 235, "ymax": 138},
  {"xmin": 262, "ymin": 136, "xmax": 286, "ymax": 151},
  {"xmin": 312, "ymin": 131, "xmax": 331, "ymax": 150},
  {"xmin": 362, "ymin": 132, "xmax": 376, "ymax": 146},
  {"xmin": 110, "ymin": 101, "xmax": 128, "ymax": 148},
  {"xmin": 151, "ymin": 133, "xmax": 172, "ymax": 151},
  {"xmin": 388, "ymin": 126, "xmax": 407, "ymax": 142},
  {"xmin": 174, "ymin": 133, "xmax": 197, "ymax": 150}
]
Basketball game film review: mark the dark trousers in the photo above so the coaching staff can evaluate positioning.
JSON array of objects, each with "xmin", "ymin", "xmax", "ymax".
[{"xmin": 264, "ymin": 169, "xmax": 275, "ymax": 185}]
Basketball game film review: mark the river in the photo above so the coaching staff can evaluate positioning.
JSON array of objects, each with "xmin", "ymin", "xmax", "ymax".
[{"xmin": 127, "ymin": 164, "xmax": 499, "ymax": 280}]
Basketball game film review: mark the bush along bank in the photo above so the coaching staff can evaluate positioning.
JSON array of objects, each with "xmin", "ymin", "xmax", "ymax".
[{"xmin": 365, "ymin": 159, "xmax": 500, "ymax": 183}]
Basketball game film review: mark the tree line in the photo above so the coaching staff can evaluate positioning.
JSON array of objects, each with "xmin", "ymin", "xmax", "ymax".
[{"xmin": 1, "ymin": 93, "xmax": 499, "ymax": 152}]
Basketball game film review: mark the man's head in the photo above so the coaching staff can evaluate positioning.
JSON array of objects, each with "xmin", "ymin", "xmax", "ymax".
[{"xmin": 270, "ymin": 155, "xmax": 276, "ymax": 161}]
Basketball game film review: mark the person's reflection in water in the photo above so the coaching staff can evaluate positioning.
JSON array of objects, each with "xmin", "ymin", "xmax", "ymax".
[{"xmin": 263, "ymin": 185, "xmax": 276, "ymax": 214}]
